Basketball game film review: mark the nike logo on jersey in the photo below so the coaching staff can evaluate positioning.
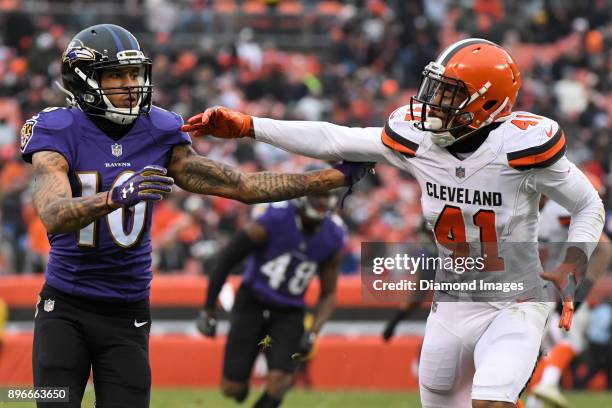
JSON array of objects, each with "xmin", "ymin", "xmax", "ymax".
[
  {"xmin": 134, "ymin": 320, "xmax": 148, "ymax": 327},
  {"xmin": 546, "ymin": 125, "xmax": 554, "ymax": 138}
]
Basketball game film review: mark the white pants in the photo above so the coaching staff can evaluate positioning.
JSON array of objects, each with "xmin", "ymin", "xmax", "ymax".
[{"xmin": 419, "ymin": 301, "xmax": 553, "ymax": 408}]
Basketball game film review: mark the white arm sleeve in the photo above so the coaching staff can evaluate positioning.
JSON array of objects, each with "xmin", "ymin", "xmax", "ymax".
[
  {"xmin": 531, "ymin": 156, "xmax": 604, "ymax": 256},
  {"xmin": 253, "ymin": 117, "xmax": 404, "ymax": 166}
]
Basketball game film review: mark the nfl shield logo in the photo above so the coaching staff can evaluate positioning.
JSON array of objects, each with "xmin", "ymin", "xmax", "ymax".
[
  {"xmin": 111, "ymin": 143, "xmax": 123, "ymax": 157},
  {"xmin": 43, "ymin": 299, "xmax": 55, "ymax": 312},
  {"xmin": 455, "ymin": 166, "xmax": 466, "ymax": 179}
]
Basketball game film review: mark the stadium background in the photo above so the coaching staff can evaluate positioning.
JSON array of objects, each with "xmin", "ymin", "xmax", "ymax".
[{"xmin": 0, "ymin": 0, "xmax": 610, "ymax": 406}]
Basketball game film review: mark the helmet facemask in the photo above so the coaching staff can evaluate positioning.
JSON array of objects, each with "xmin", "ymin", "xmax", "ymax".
[
  {"xmin": 410, "ymin": 62, "xmax": 474, "ymax": 146},
  {"xmin": 294, "ymin": 191, "xmax": 339, "ymax": 222},
  {"xmin": 85, "ymin": 51, "xmax": 152, "ymax": 125},
  {"xmin": 97, "ymin": 64, "xmax": 151, "ymax": 125}
]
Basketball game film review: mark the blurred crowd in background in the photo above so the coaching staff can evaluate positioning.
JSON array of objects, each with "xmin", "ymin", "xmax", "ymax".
[{"xmin": 0, "ymin": 0, "xmax": 610, "ymax": 276}]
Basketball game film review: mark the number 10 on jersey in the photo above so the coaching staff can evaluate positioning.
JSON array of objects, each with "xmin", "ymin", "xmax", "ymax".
[{"xmin": 77, "ymin": 171, "xmax": 148, "ymax": 248}]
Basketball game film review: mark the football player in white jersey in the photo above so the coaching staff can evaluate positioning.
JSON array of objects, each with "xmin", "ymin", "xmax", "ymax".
[{"xmin": 182, "ymin": 39, "xmax": 605, "ymax": 408}]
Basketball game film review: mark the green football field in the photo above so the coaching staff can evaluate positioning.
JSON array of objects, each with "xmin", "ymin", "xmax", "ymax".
[{"xmin": 2, "ymin": 389, "xmax": 611, "ymax": 407}]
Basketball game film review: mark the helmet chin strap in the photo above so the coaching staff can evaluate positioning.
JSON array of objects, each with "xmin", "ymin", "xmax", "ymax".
[
  {"xmin": 421, "ymin": 117, "xmax": 484, "ymax": 148},
  {"xmin": 422, "ymin": 117, "xmax": 456, "ymax": 147},
  {"xmin": 101, "ymin": 94, "xmax": 140, "ymax": 125}
]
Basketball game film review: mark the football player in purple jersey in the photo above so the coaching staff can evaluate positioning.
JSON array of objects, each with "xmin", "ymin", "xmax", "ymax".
[
  {"xmin": 197, "ymin": 164, "xmax": 347, "ymax": 408},
  {"xmin": 21, "ymin": 24, "xmax": 370, "ymax": 408}
]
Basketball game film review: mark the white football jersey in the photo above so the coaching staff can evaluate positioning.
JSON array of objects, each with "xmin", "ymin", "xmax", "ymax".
[
  {"xmin": 383, "ymin": 107, "xmax": 563, "ymax": 244},
  {"xmin": 381, "ymin": 108, "xmax": 570, "ymax": 298},
  {"xmin": 254, "ymin": 106, "xmax": 604, "ymax": 296}
]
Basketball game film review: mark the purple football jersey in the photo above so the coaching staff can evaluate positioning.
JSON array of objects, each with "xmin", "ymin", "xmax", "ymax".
[
  {"xmin": 21, "ymin": 106, "xmax": 190, "ymax": 301},
  {"xmin": 243, "ymin": 201, "xmax": 347, "ymax": 308}
]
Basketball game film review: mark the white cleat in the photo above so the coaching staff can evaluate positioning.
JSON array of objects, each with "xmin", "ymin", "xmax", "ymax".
[{"xmin": 533, "ymin": 384, "xmax": 570, "ymax": 408}]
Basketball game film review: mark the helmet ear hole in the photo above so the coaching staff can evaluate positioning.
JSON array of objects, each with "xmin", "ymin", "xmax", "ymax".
[{"xmin": 483, "ymin": 100, "xmax": 498, "ymax": 111}]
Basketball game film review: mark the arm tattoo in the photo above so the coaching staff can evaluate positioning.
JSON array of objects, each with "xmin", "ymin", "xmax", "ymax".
[
  {"xmin": 32, "ymin": 151, "xmax": 113, "ymax": 234},
  {"xmin": 169, "ymin": 144, "xmax": 345, "ymax": 204}
]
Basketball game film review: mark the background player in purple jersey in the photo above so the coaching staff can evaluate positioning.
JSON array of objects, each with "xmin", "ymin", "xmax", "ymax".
[
  {"xmin": 20, "ymin": 24, "xmax": 370, "ymax": 408},
  {"xmin": 197, "ymin": 163, "xmax": 347, "ymax": 408}
]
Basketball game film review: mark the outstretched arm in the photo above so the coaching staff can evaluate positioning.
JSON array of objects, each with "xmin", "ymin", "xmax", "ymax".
[
  {"xmin": 253, "ymin": 117, "xmax": 393, "ymax": 164},
  {"xmin": 31, "ymin": 151, "xmax": 114, "ymax": 234},
  {"xmin": 182, "ymin": 107, "xmax": 401, "ymax": 165},
  {"xmin": 168, "ymin": 144, "xmax": 360, "ymax": 204}
]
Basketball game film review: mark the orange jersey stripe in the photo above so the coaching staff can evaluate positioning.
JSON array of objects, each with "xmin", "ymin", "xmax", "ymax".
[
  {"xmin": 381, "ymin": 128, "xmax": 416, "ymax": 157},
  {"xmin": 508, "ymin": 131, "xmax": 565, "ymax": 167}
]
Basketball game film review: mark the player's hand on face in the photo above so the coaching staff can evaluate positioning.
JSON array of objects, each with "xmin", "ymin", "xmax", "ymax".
[
  {"xmin": 107, "ymin": 165, "xmax": 174, "ymax": 209},
  {"xmin": 196, "ymin": 309, "xmax": 217, "ymax": 338},
  {"xmin": 181, "ymin": 106, "xmax": 252, "ymax": 139}
]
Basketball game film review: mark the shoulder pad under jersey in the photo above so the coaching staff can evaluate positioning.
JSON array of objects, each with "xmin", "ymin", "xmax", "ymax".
[
  {"xmin": 380, "ymin": 105, "xmax": 425, "ymax": 158},
  {"xmin": 20, "ymin": 107, "xmax": 73, "ymax": 153},
  {"xmin": 503, "ymin": 112, "xmax": 566, "ymax": 171},
  {"xmin": 148, "ymin": 105, "xmax": 184, "ymax": 132}
]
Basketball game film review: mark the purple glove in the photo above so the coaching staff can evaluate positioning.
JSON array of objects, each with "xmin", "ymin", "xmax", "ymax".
[
  {"xmin": 333, "ymin": 161, "xmax": 375, "ymax": 207},
  {"xmin": 108, "ymin": 165, "xmax": 174, "ymax": 208}
]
